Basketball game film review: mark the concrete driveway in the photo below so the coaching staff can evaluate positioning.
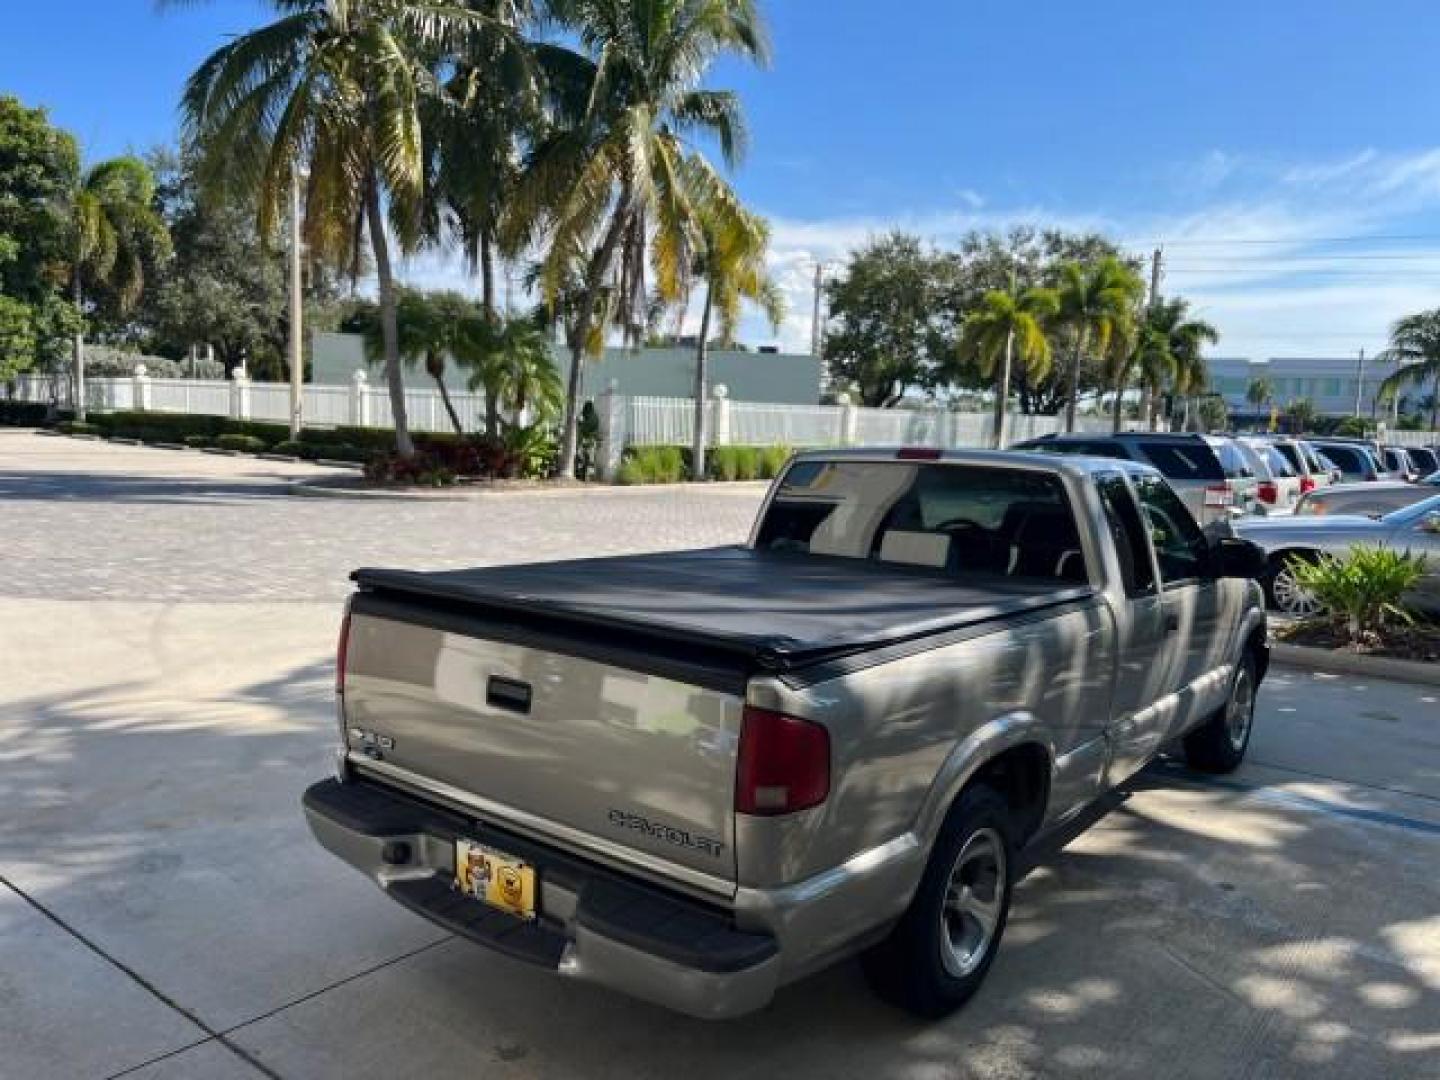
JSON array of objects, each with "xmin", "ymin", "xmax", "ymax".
[{"xmin": 2, "ymin": 430, "xmax": 1438, "ymax": 1079}]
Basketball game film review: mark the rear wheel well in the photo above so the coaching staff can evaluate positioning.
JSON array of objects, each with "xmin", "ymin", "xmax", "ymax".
[{"xmin": 967, "ymin": 743, "xmax": 1050, "ymax": 847}]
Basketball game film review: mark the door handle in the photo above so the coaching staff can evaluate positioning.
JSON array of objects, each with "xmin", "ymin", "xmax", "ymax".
[{"xmin": 1163, "ymin": 612, "xmax": 1180, "ymax": 635}]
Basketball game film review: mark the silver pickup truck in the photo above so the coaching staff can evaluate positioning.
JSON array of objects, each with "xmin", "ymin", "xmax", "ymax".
[{"xmin": 304, "ymin": 449, "xmax": 1269, "ymax": 1019}]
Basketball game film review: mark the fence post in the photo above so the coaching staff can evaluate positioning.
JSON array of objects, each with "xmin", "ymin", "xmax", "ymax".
[
  {"xmin": 838, "ymin": 392, "xmax": 858, "ymax": 446},
  {"xmin": 350, "ymin": 370, "xmax": 371, "ymax": 426},
  {"xmin": 711, "ymin": 384, "xmax": 731, "ymax": 447},
  {"xmin": 596, "ymin": 380, "xmax": 623, "ymax": 481},
  {"xmin": 231, "ymin": 371, "xmax": 252, "ymax": 421},
  {"xmin": 132, "ymin": 364, "xmax": 151, "ymax": 412}
]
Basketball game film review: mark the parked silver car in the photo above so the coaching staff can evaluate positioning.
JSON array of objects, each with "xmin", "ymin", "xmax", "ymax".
[
  {"xmin": 1262, "ymin": 436, "xmax": 1334, "ymax": 495},
  {"xmin": 1296, "ymin": 473, "xmax": 1440, "ymax": 517},
  {"xmin": 1307, "ymin": 438, "xmax": 1387, "ymax": 483},
  {"xmin": 1236, "ymin": 493, "xmax": 1440, "ymax": 616}
]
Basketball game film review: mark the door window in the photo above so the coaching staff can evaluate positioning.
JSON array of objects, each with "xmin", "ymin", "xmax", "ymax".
[
  {"xmin": 1132, "ymin": 475, "xmax": 1209, "ymax": 585},
  {"xmin": 1096, "ymin": 474, "xmax": 1157, "ymax": 596}
]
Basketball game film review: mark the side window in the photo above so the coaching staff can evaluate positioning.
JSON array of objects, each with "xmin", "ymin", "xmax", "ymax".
[
  {"xmin": 1132, "ymin": 475, "xmax": 1209, "ymax": 585},
  {"xmin": 1096, "ymin": 474, "xmax": 1157, "ymax": 597}
]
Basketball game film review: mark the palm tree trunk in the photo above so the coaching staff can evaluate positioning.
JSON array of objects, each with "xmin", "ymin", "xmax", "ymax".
[
  {"xmin": 1064, "ymin": 329, "xmax": 1086, "ymax": 433},
  {"xmin": 364, "ymin": 181, "xmax": 413, "ymax": 457},
  {"xmin": 1431, "ymin": 371, "xmax": 1439, "ymax": 433},
  {"xmin": 691, "ymin": 281, "xmax": 715, "ymax": 478},
  {"xmin": 479, "ymin": 228, "xmax": 497, "ymax": 321},
  {"xmin": 1111, "ymin": 374, "xmax": 1126, "ymax": 433},
  {"xmin": 993, "ymin": 327, "xmax": 1013, "ymax": 449},
  {"xmin": 428, "ymin": 353, "xmax": 464, "ymax": 435},
  {"xmin": 558, "ymin": 202, "xmax": 630, "ymax": 481},
  {"xmin": 72, "ymin": 272, "xmax": 86, "ymax": 421}
]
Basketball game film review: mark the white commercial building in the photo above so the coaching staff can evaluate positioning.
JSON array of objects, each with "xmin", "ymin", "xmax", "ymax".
[{"xmin": 1206, "ymin": 355, "xmax": 1404, "ymax": 418}]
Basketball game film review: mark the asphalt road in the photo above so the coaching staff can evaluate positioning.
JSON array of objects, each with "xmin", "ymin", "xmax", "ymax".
[{"xmin": 2, "ymin": 430, "xmax": 1438, "ymax": 1080}]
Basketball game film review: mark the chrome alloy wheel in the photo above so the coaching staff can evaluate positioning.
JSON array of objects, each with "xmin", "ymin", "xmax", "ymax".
[
  {"xmin": 1271, "ymin": 563, "xmax": 1323, "ymax": 617},
  {"xmin": 1227, "ymin": 664, "xmax": 1256, "ymax": 751},
  {"xmin": 939, "ymin": 827, "xmax": 1006, "ymax": 978}
]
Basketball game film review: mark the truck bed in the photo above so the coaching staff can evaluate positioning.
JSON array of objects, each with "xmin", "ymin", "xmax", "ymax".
[{"xmin": 352, "ymin": 546, "xmax": 1094, "ymax": 687}]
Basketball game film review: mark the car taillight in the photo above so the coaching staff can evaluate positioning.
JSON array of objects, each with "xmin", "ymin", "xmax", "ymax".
[
  {"xmin": 736, "ymin": 706, "xmax": 830, "ymax": 816},
  {"xmin": 1257, "ymin": 481, "xmax": 1278, "ymax": 503},
  {"xmin": 336, "ymin": 608, "xmax": 352, "ymax": 695},
  {"xmin": 1299, "ymin": 476, "xmax": 1316, "ymax": 494},
  {"xmin": 1203, "ymin": 485, "xmax": 1231, "ymax": 508}
]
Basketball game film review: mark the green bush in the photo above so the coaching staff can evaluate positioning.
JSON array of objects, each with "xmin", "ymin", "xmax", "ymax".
[
  {"xmin": 270, "ymin": 439, "xmax": 306, "ymax": 457},
  {"xmin": 215, "ymin": 434, "xmax": 268, "ymax": 453},
  {"xmin": 616, "ymin": 458, "xmax": 646, "ymax": 486},
  {"xmin": 1288, "ymin": 544, "xmax": 1427, "ymax": 644},
  {"xmin": 57, "ymin": 420, "xmax": 101, "ymax": 435},
  {"xmin": 758, "ymin": 445, "xmax": 792, "ymax": 479},
  {"xmin": 622, "ymin": 445, "xmax": 687, "ymax": 484},
  {"xmin": 182, "ymin": 435, "xmax": 212, "ymax": 448},
  {"xmin": 309, "ymin": 444, "xmax": 371, "ymax": 463}
]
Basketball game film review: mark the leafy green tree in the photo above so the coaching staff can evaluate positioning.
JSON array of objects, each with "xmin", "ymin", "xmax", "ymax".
[
  {"xmin": 178, "ymin": 0, "xmax": 513, "ymax": 456},
  {"xmin": 956, "ymin": 282, "xmax": 1057, "ymax": 447},
  {"xmin": 0, "ymin": 295, "xmax": 36, "ymax": 380},
  {"xmin": 684, "ymin": 192, "xmax": 784, "ymax": 476},
  {"xmin": 62, "ymin": 156, "xmax": 171, "ymax": 417},
  {"xmin": 0, "ymin": 96, "xmax": 78, "ymax": 305},
  {"xmin": 511, "ymin": 0, "xmax": 769, "ymax": 478},
  {"xmin": 824, "ymin": 233, "xmax": 958, "ymax": 406},
  {"xmin": 350, "ymin": 288, "xmax": 477, "ymax": 434},
  {"xmin": 1053, "ymin": 256, "xmax": 1145, "ymax": 431},
  {"xmin": 466, "ymin": 315, "xmax": 562, "ymax": 424},
  {"xmin": 1377, "ymin": 309, "xmax": 1440, "ymax": 432},
  {"xmin": 1286, "ymin": 397, "xmax": 1318, "ymax": 434}
]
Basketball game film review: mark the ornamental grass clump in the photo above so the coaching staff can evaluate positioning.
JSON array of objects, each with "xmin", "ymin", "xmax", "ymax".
[{"xmin": 1288, "ymin": 545, "xmax": 1427, "ymax": 646}]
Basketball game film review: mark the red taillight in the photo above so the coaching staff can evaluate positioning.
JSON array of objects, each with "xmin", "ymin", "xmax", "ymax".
[
  {"xmin": 1257, "ymin": 481, "xmax": 1278, "ymax": 504},
  {"xmin": 896, "ymin": 447, "xmax": 942, "ymax": 460},
  {"xmin": 336, "ymin": 609, "xmax": 352, "ymax": 695},
  {"xmin": 1299, "ymin": 476, "xmax": 1316, "ymax": 495},
  {"xmin": 735, "ymin": 706, "xmax": 830, "ymax": 816}
]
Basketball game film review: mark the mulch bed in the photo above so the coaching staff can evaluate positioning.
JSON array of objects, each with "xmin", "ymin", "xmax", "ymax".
[{"xmin": 1277, "ymin": 620, "xmax": 1440, "ymax": 662}]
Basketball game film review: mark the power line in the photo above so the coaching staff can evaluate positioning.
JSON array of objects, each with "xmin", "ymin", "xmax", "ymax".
[{"xmin": 1132, "ymin": 232, "xmax": 1440, "ymax": 247}]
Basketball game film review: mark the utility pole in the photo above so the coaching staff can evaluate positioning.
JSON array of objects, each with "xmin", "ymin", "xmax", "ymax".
[
  {"xmin": 287, "ymin": 163, "xmax": 304, "ymax": 440},
  {"xmin": 1353, "ymin": 347, "xmax": 1366, "ymax": 419},
  {"xmin": 810, "ymin": 262, "xmax": 824, "ymax": 357},
  {"xmin": 1146, "ymin": 248, "xmax": 1163, "ymax": 429}
]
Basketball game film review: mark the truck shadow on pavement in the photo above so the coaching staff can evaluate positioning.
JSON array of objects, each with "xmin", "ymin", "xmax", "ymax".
[
  {"xmin": 2, "ymin": 662, "xmax": 1438, "ymax": 1080},
  {"xmin": 0, "ymin": 471, "xmax": 313, "ymax": 505}
]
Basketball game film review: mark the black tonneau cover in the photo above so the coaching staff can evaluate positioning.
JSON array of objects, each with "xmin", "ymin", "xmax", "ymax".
[{"xmin": 351, "ymin": 547, "xmax": 1094, "ymax": 689}]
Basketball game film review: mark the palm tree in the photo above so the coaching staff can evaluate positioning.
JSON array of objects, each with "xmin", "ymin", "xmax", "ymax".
[
  {"xmin": 468, "ymin": 316, "xmax": 563, "ymax": 423},
  {"xmin": 354, "ymin": 289, "xmax": 473, "ymax": 434},
  {"xmin": 178, "ymin": 0, "xmax": 512, "ymax": 457},
  {"xmin": 1246, "ymin": 377, "xmax": 1273, "ymax": 412},
  {"xmin": 684, "ymin": 192, "xmax": 785, "ymax": 477},
  {"xmin": 509, "ymin": 0, "xmax": 770, "ymax": 479},
  {"xmin": 957, "ymin": 282, "xmax": 1058, "ymax": 447},
  {"xmin": 1111, "ymin": 324, "xmax": 1166, "ymax": 433},
  {"xmin": 1130, "ymin": 298, "xmax": 1217, "ymax": 431},
  {"xmin": 1377, "ymin": 310, "xmax": 1440, "ymax": 432},
  {"xmin": 1053, "ymin": 257, "xmax": 1145, "ymax": 432},
  {"xmin": 65, "ymin": 157, "xmax": 170, "ymax": 419}
]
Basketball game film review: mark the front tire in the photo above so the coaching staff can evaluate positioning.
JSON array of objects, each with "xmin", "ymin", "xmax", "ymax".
[
  {"xmin": 862, "ymin": 784, "xmax": 1014, "ymax": 1018},
  {"xmin": 1184, "ymin": 653, "xmax": 1258, "ymax": 773}
]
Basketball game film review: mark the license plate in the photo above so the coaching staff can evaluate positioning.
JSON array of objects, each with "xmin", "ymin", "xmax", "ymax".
[{"xmin": 454, "ymin": 839, "xmax": 536, "ymax": 921}]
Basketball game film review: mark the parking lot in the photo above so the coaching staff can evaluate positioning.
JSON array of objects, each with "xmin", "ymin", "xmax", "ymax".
[{"xmin": 3, "ymin": 429, "xmax": 1439, "ymax": 1080}]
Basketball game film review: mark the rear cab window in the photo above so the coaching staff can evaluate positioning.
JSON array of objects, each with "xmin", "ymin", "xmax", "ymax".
[{"xmin": 756, "ymin": 460, "xmax": 1091, "ymax": 585}]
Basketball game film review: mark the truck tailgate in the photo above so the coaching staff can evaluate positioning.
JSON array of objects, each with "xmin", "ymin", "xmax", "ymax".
[{"xmin": 342, "ymin": 602, "xmax": 743, "ymax": 886}]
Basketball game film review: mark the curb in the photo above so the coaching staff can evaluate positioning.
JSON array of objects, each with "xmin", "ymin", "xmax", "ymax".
[
  {"xmin": 287, "ymin": 480, "xmax": 467, "ymax": 501},
  {"xmin": 1271, "ymin": 642, "xmax": 1440, "ymax": 687}
]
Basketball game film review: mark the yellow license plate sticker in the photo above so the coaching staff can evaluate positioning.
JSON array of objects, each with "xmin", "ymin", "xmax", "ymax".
[{"xmin": 455, "ymin": 839, "xmax": 536, "ymax": 921}]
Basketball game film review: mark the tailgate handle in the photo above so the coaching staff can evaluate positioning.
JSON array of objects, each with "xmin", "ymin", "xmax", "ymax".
[{"xmin": 487, "ymin": 676, "xmax": 532, "ymax": 714}]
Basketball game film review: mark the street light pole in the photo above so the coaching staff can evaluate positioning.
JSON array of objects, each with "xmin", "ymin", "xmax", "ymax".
[
  {"xmin": 1353, "ymin": 347, "xmax": 1365, "ymax": 419},
  {"xmin": 288, "ymin": 163, "xmax": 304, "ymax": 440}
]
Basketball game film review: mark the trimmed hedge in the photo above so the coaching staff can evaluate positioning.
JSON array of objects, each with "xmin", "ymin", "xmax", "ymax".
[
  {"xmin": 182, "ymin": 435, "xmax": 212, "ymax": 448},
  {"xmin": 617, "ymin": 444, "xmax": 795, "ymax": 484},
  {"xmin": 215, "ymin": 434, "xmax": 268, "ymax": 453},
  {"xmin": 57, "ymin": 420, "xmax": 101, "ymax": 435},
  {"xmin": 0, "ymin": 399, "xmax": 65, "ymax": 426}
]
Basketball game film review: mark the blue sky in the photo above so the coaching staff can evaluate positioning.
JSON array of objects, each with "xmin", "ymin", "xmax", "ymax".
[{"xmin": 8, "ymin": 1, "xmax": 1440, "ymax": 359}]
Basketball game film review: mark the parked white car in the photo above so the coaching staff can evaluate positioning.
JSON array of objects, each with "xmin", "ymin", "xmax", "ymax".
[{"xmin": 1237, "ymin": 437, "xmax": 1303, "ymax": 515}]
